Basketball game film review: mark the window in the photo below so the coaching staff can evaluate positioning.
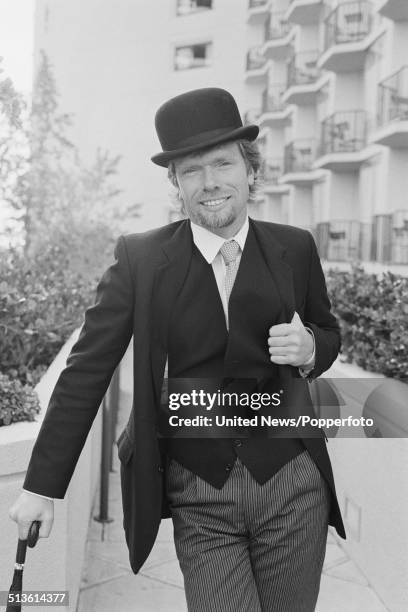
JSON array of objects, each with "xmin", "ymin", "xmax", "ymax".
[
  {"xmin": 176, "ymin": 0, "xmax": 212, "ymax": 16},
  {"xmin": 174, "ymin": 42, "xmax": 212, "ymax": 71}
]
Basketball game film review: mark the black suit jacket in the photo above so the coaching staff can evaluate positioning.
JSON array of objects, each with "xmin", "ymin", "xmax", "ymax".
[{"xmin": 24, "ymin": 218, "xmax": 346, "ymax": 573}]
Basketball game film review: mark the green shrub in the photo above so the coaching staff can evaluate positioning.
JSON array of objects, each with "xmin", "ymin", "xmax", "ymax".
[
  {"xmin": 326, "ymin": 264, "xmax": 408, "ymax": 381},
  {"xmin": 0, "ymin": 372, "xmax": 41, "ymax": 426},
  {"xmin": 0, "ymin": 244, "xmax": 97, "ymax": 387}
]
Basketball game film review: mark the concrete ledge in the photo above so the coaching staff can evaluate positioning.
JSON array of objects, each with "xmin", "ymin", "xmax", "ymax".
[
  {"xmin": 0, "ymin": 328, "xmax": 102, "ymax": 612},
  {"xmin": 321, "ymin": 356, "xmax": 408, "ymax": 611}
]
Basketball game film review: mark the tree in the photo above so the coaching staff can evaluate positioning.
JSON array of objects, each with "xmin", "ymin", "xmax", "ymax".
[
  {"xmin": 0, "ymin": 56, "xmax": 28, "ymax": 243},
  {"xmin": 2, "ymin": 50, "xmax": 140, "ymax": 276}
]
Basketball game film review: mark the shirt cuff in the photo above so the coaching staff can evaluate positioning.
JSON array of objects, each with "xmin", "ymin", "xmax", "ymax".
[
  {"xmin": 298, "ymin": 327, "xmax": 315, "ymax": 377},
  {"xmin": 23, "ymin": 488, "xmax": 54, "ymax": 501}
]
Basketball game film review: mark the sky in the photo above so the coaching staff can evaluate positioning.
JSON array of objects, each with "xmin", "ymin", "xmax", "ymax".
[
  {"xmin": 0, "ymin": 0, "xmax": 35, "ymax": 94},
  {"xmin": 0, "ymin": 0, "xmax": 35, "ymax": 243}
]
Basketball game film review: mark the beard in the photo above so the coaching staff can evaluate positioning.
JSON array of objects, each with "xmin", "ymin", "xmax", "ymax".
[{"xmin": 193, "ymin": 205, "xmax": 236, "ymax": 230}]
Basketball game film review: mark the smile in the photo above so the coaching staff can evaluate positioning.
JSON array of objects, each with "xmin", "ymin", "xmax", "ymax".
[{"xmin": 200, "ymin": 196, "xmax": 230, "ymax": 207}]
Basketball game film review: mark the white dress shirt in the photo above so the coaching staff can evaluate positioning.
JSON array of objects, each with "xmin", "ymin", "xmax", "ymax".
[{"xmin": 23, "ymin": 218, "xmax": 315, "ymax": 502}]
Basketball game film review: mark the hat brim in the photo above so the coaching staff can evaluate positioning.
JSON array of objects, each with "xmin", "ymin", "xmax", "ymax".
[{"xmin": 151, "ymin": 124, "xmax": 259, "ymax": 168}]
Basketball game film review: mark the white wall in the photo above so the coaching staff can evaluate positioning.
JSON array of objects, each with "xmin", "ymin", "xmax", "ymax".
[
  {"xmin": 0, "ymin": 330, "xmax": 103, "ymax": 612},
  {"xmin": 34, "ymin": 0, "xmax": 250, "ymax": 233},
  {"xmin": 329, "ymin": 171, "xmax": 360, "ymax": 220}
]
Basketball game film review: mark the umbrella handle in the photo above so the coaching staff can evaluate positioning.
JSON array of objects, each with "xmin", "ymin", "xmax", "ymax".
[{"xmin": 27, "ymin": 520, "xmax": 40, "ymax": 548}]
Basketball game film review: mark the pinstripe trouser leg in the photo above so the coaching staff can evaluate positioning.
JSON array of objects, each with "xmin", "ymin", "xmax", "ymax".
[{"xmin": 166, "ymin": 450, "xmax": 330, "ymax": 612}]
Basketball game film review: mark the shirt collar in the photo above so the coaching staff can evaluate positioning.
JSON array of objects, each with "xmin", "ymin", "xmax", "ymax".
[{"xmin": 190, "ymin": 216, "xmax": 249, "ymax": 264}]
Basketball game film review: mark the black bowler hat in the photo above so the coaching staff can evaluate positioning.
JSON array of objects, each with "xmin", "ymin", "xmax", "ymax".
[{"xmin": 151, "ymin": 87, "xmax": 259, "ymax": 167}]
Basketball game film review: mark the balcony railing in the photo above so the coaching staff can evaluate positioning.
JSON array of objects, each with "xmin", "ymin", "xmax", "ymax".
[
  {"xmin": 323, "ymin": 1, "xmax": 373, "ymax": 52},
  {"xmin": 327, "ymin": 220, "xmax": 361, "ymax": 260},
  {"xmin": 371, "ymin": 214, "xmax": 392, "ymax": 263},
  {"xmin": 320, "ymin": 110, "xmax": 367, "ymax": 155},
  {"xmin": 317, "ymin": 215, "xmax": 408, "ymax": 263},
  {"xmin": 392, "ymin": 210, "xmax": 408, "ymax": 264},
  {"xmin": 261, "ymin": 157, "xmax": 284, "ymax": 184},
  {"xmin": 287, "ymin": 50, "xmax": 321, "ymax": 87},
  {"xmin": 377, "ymin": 66, "xmax": 408, "ymax": 127},
  {"xmin": 262, "ymin": 84, "xmax": 287, "ymax": 113},
  {"xmin": 249, "ymin": 0, "xmax": 268, "ymax": 8},
  {"xmin": 264, "ymin": 11, "xmax": 291, "ymax": 41},
  {"xmin": 316, "ymin": 220, "xmax": 362, "ymax": 260},
  {"xmin": 315, "ymin": 222, "xmax": 330, "ymax": 258},
  {"xmin": 370, "ymin": 212, "xmax": 408, "ymax": 264},
  {"xmin": 246, "ymin": 47, "xmax": 267, "ymax": 71},
  {"xmin": 284, "ymin": 139, "xmax": 317, "ymax": 173}
]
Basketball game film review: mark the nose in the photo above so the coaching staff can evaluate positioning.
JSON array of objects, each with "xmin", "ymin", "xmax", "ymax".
[{"xmin": 202, "ymin": 165, "xmax": 219, "ymax": 191}]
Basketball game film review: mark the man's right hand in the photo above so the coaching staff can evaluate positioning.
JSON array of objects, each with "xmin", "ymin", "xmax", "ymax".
[{"xmin": 9, "ymin": 491, "xmax": 54, "ymax": 540}]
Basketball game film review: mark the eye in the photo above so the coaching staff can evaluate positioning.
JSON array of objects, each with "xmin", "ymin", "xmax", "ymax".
[{"xmin": 182, "ymin": 166, "xmax": 199, "ymax": 175}]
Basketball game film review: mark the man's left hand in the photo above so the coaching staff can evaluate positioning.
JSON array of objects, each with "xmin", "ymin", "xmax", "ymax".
[{"xmin": 268, "ymin": 311, "xmax": 314, "ymax": 367}]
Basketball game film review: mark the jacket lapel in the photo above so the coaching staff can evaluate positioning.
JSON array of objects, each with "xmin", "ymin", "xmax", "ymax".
[
  {"xmin": 250, "ymin": 218, "xmax": 296, "ymax": 325},
  {"xmin": 250, "ymin": 218, "xmax": 297, "ymax": 386},
  {"xmin": 150, "ymin": 220, "xmax": 193, "ymax": 403}
]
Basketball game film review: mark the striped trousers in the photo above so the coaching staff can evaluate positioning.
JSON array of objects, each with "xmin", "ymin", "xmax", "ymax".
[{"xmin": 166, "ymin": 450, "xmax": 330, "ymax": 612}]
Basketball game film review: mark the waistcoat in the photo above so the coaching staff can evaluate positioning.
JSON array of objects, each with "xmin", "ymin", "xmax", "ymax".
[{"xmin": 164, "ymin": 224, "xmax": 304, "ymax": 487}]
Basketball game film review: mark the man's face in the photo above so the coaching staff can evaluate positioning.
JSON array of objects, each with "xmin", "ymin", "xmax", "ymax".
[{"xmin": 173, "ymin": 141, "xmax": 254, "ymax": 238}]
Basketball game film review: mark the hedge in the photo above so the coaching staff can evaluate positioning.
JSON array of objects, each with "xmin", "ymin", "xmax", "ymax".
[
  {"xmin": 326, "ymin": 265, "xmax": 408, "ymax": 381},
  {"xmin": 0, "ymin": 244, "xmax": 97, "ymax": 426},
  {"xmin": 1, "ymin": 259, "xmax": 407, "ymax": 427},
  {"xmin": 0, "ymin": 372, "xmax": 41, "ymax": 426}
]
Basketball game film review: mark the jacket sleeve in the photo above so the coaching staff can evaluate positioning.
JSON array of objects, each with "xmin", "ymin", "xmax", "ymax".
[
  {"xmin": 302, "ymin": 231, "xmax": 341, "ymax": 380},
  {"xmin": 23, "ymin": 235, "xmax": 134, "ymax": 498}
]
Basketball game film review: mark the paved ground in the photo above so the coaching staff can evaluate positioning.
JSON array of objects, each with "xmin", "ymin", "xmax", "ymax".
[{"xmin": 76, "ymin": 349, "xmax": 390, "ymax": 612}]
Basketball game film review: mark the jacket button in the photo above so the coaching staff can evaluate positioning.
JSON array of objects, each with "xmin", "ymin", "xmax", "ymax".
[{"xmin": 158, "ymin": 466, "xmax": 164, "ymax": 473}]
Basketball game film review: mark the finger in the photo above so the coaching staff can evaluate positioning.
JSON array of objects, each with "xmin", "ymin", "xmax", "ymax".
[
  {"xmin": 268, "ymin": 335, "xmax": 294, "ymax": 347},
  {"xmin": 16, "ymin": 520, "xmax": 33, "ymax": 540},
  {"xmin": 38, "ymin": 517, "xmax": 53, "ymax": 538},
  {"xmin": 270, "ymin": 354, "xmax": 290, "ymax": 364},
  {"xmin": 269, "ymin": 323, "xmax": 292, "ymax": 336}
]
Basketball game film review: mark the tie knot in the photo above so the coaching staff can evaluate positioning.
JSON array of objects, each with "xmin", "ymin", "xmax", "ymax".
[{"xmin": 220, "ymin": 240, "xmax": 240, "ymax": 265}]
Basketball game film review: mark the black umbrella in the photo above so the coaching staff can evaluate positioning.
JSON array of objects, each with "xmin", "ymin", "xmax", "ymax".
[{"xmin": 6, "ymin": 521, "xmax": 41, "ymax": 612}]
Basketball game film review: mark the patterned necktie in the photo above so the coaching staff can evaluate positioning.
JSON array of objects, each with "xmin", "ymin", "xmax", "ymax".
[{"xmin": 220, "ymin": 240, "xmax": 241, "ymax": 306}]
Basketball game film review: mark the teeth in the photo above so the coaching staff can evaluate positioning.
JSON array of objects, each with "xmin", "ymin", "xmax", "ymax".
[{"xmin": 201, "ymin": 197, "xmax": 228, "ymax": 207}]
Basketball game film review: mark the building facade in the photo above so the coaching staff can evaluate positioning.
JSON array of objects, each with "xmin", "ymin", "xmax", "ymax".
[
  {"xmin": 34, "ymin": 0, "xmax": 408, "ymax": 271},
  {"xmin": 34, "ymin": 0, "xmax": 253, "ymax": 232},
  {"xmin": 245, "ymin": 0, "xmax": 408, "ymax": 271}
]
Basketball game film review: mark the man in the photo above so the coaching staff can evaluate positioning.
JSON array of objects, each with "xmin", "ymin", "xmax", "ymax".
[{"xmin": 10, "ymin": 88, "xmax": 345, "ymax": 611}]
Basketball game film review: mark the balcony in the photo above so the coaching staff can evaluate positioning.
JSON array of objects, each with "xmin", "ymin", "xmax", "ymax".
[
  {"xmin": 392, "ymin": 210, "xmax": 408, "ymax": 264},
  {"xmin": 316, "ymin": 220, "xmax": 363, "ymax": 260},
  {"xmin": 260, "ymin": 157, "xmax": 289, "ymax": 193},
  {"xmin": 262, "ymin": 12, "xmax": 294, "ymax": 61},
  {"xmin": 372, "ymin": 67, "xmax": 408, "ymax": 148},
  {"xmin": 247, "ymin": 0, "xmax": 271, "ymax": 24},
  {"xmin": 316, "ymin": 110, "xmax": 368, "ymax": 171},
  {"xmin": 318, "ymin": 1, "xmax": 374, "ymax": 73},
  {"xmin": 371, "ymin": 211, "xmax": 408, "ymax": 264},
  {"xmin": 259, "ymin": 84, "xmax": 292, "ymax": 127},
  {"xmin": 285, "ymin": 0, "xmax": 323, "ymax": 25},
  {"xmin": 245, "ymin": 47, "xmax": 268, "ymax": 82},
  {"xmin": 282, "ymin": 138, "xmax": 323, "ymax": 184},
  {"xmin": 378, "ymin": 0, "xmax": 408, "ymax": 21},
  {"xmin": 283, "ymin": 50, "xmax": 325, "ymax": 105}
]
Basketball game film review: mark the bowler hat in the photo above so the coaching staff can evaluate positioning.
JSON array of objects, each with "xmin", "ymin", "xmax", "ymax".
[{"xmin": 151, "ymin": 87, "xmax": 259, "ymax": 167}]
